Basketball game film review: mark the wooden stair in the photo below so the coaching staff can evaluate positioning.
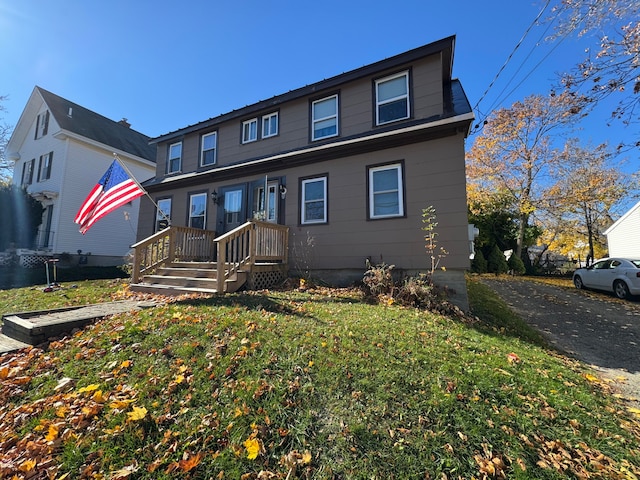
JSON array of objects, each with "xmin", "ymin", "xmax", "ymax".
[{"xmin": 130, "ymin": 262, "xmax": 247, "ymax": 296}]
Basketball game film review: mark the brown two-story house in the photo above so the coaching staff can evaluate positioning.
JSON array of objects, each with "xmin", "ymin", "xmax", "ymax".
[{"xmin": 135, "ymin": 35, "xmax": 474, "ymax": 308}]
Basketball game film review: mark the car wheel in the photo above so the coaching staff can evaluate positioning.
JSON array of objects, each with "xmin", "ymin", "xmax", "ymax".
[
  {"xmin": 613, "ymin": 280, "xmax": 630, "ymax": 299},
  {"xmin": 574, "ymin": 275, "xmax": 584, "ymax": 290}
]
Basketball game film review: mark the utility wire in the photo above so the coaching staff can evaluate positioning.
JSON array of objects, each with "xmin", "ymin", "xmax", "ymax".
[{"xmin": 472, "ymin": 0, "xmax": 551, "ymax": 113}]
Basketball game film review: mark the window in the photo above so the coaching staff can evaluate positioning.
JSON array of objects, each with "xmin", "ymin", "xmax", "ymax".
[
  {"xmin": 242, "ymin": 118, "xmax": 258, "ymax": 143},
  {"xmin": 189, "ymin": 193, "xmax": 207, "ymax": 229},
  {"xmin": 301, "ymin": 176, "xmax": 327, "ymax": 224},
  {"xmin": 21, "ymin": 159, "xmax": 34, "ymax": 186},
  {"xmin": 262, "ymin": 112, "xmax": 279, "ymax": 138},
  {"xmin": 35, "ymin": 110, "xmax": 49, "ymax": 139},
  {"xmin": 167, "ymin": 142, "xmax": 182, "ymax": 174},
  {"xmin": 201, "ymin": 132, "xmax": 217, "ymax": 166},
  {"xmin": 375, "ymin": 71, "xmax": 410, "ymax": 125},
  {"xmin": 312, "ymin": 95, "xmax": 338, "ymax": 141},
  {"xmin": 225, "ymin": 190, "xmax": 243, "ymax": 225},
  {"xmin": 38, "ymin": 152, "xmax": 53, "ymax": 181},
  {"xmin": 155, "ymin": 198, "xmax": 171, "ymax": 232},
  {"xmin": 368, "ymin": 163, "xmax": 404, "ymax": 219}
]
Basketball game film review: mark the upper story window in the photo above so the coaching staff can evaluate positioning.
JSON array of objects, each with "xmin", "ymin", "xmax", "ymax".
[
  {"xmin": 21, "ymin": 159, "xmax": 35, "ymax": 187},
  {"xmin": 301, "ymin": 176, "xmax": 328, "ymax": 224},
  {"xmin": 262, "ymin": 112, "xmax": 279, "ymax": 138},
  {"xmin": 155, "ymin": 197, "xmax": 172, "ymax": 232},
  {"xmin": 167, "ymin": 142, "xmax": 182, "ymax": 174},
  {"xmin": 201, "ymin": 132, "xmax": 217, "ymax": 166},
  {"xmin": 375, "ymin": 71, "xmax": 410, "ymax": 125},
  {"xmin": 242, "ymin": 118, "xmax": 258, "ymax": 144},
  {"xmin": 312, "ymin": 95, "xmax": 338, "ymax": 141},
  {"xmin": 38, "ymin": 152, "xmax": 53, "ymax": 181},
  {"xmin": 368, "ymin": 162, "xmax": 405, "ymax": 219},
  {"xmin": 35, "ymin": 110, "xmax": 49, "ymax": 139},
  {"xmin": 189, "ymin": 192, "xmax": 207, "ymax": 229}
]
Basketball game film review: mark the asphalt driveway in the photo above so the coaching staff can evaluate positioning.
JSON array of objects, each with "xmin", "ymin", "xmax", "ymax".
[{"xmin": 479, "ymin": 276, "xmax": 640, "ymax": 404}]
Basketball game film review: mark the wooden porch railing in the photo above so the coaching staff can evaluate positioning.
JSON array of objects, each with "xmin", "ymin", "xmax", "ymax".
[
  {"xmin": 215, "ymin": 220, "xmax": 289, "ymax": 292},
  {"xmin": 131, "ymin": 221, "xmax": 289, "ymax": 289},
  {"xmin": 130, "ymin": 226, "xmax": 217, "ymax": 283}
]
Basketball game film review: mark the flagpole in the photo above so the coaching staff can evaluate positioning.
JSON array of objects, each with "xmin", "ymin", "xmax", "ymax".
[{"xmin": 113, "ymin": 153, "xmax": 171, "ymax": 226}]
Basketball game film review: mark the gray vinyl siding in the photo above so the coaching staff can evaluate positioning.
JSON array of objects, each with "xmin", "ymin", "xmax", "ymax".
[{"xmin": 153, "ymin": 54, "xmax": 445, "ymax": 178}]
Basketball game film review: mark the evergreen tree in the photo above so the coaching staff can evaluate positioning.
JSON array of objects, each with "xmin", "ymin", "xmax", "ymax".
[
  {"xmin": 487, "ymin": 245, "xmax": 508, "ymax": 274},
  {"xmin": 0, "ymin": 185, "xmax": 43, "ymax": 250},
  {"xmin": 471, "ymin": 249, "xmax": 487, "ymax": 273}
]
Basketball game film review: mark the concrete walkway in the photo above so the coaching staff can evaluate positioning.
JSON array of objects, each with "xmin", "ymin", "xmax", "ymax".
[{"xmin": 0, "ymin": 300, "xmax": 157, "ymax": 353}]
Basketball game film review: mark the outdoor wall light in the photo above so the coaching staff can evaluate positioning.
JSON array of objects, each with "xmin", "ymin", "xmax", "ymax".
[
  {"xmin": 211, "ymin": 190, "xmax": 220, "ymax": 205},
  {"xmin": 279, "ymin": 185, "xmax": 287, "ymax": 199}
]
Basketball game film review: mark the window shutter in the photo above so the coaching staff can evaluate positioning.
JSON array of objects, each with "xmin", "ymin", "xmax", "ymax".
[{"xmin": 43, "ymin": 110, "xmax": 49, "ymax": 136}]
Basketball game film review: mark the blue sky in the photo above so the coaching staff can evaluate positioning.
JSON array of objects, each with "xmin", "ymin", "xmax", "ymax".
[{"xmin": 0, "ymin": 0, "xmax": 635, "ymax": 154}]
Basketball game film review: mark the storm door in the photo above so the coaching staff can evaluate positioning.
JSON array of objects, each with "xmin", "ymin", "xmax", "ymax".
[
  {"xmin": 218, "ymin": 184, "xmax": 247, "ymax": 233},
  {"xmin": 252, "ymin": 179, "xmax": 279, "ymax": 223}
]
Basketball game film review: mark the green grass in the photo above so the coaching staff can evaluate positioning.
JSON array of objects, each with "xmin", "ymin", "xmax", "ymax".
[{"xmin": 0, "ymin": 278, "xmax": 639, "ymax": 479}]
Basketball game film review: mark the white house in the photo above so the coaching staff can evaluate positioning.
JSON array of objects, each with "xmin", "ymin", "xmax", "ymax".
[
  {"xmin": 604, "ymin": 200, "xmax": 640, "ymax": 258},
  {"xmin": 5, "ymin": 86, "xmax": 156, "ymax": 266}
]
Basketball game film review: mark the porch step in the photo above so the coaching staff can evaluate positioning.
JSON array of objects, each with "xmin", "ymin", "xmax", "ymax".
[
  {"xmin": 128, "ymin": 283, "xmax": 218, "ymax": 296},
  {"xmin": 140, "ymin": 274, "xmax": 219, "ymax": 290},
  {"xmin": 157, "ymin": 266, "xmax": 218, "ymax": 279}
]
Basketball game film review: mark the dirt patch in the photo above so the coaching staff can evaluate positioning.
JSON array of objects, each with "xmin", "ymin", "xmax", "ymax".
[{"xmin": 479, "ymin": 276, "xmax": 640, "ymax": 408}]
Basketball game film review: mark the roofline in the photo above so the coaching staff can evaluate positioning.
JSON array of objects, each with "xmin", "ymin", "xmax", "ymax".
[
  {"xmin": 144, "ymin": 110, "xmax": 473, "ymax": 191},
  {"xmin": 604, "ymin": 199, "xmax": 640, "ymax": 235},
  {"xmin": 150, "ymin": 36, "xmax": 456, "ymax": 145}
]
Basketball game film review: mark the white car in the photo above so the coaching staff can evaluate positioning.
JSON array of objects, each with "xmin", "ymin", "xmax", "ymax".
[{"xmin": 573, "ymin": 258, "xmax": 640, "ymax": 299}]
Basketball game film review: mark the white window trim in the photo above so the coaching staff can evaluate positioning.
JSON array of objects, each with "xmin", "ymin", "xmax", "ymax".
[
  {"xmin": 201, "ymin": 132, "xmax": 217, "ymax": 166},
  {"xmin": 262, "ymin": 112, "xmax": 279, "ymax": 138},
  {"xmin": 189, "ymin": 192, "xmax": 207, "ymax": 229},
  {"xmin": 301, "ymin": 176, "xmax": 328, "ymax": 224},
  {"xmin": 312, "ymin": 95, "xmax": 339, "ymax": 141},
  {"xmin": 242, "ymin": 118, "xmax": 258, "ymax": 144},
  {"xmin": 368, "ymin": 163, "xmax": 404, "ymax": 219},
  {"xmin": 375, "ymin": 71, "xmax": 410, "ymax": 126},
  {"xmin": 167, "ymin": 142, "xmax": 182, "ymax": 174}
]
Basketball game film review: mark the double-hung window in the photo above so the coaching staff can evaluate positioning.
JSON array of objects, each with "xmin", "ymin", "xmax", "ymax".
[
  {"xmin": 368, "ymin": 163, "xmax": 404, "ymax": 219},
  {"xmin": 242, "ymin": 118, "xmax": 258, "ymax": 143},
  {"xmin": 35, "ymin": 111, "xmax": 49, "ymax": 139},
  {"xmin": 262, "ymin": 112, "xmax": 278, "ymax": 138},
  {"xmin": 312, "ymin": 95, "xmax": 338, "ymax": 141},
  {"xmin": 189, "ymin": 193, "xmax": 207, "ymax": 229},
  {"xmin": 38, "ymin": 152, "xmax": 53, "ymax": 181},
  {"xmin": 156, "ymin": 198, "xmax": 172, "ymax": 232},
  {"xmin": 375, "ymin": 71, "xmax": 410, "ymax": 125},
  {"xmin": 201, "ymin": 132, "xmax": 217, "ymax": 166},
  {"xmin": 22, "ymin": 159, "xmax": 34, "ymax": 187},
  {"xmin": 301, "ymin": 176, "xmax": 327, "ymax": 224},
  {"xmin": 167, "ymin": 142, "xmax": 182, "ymax": 174}
]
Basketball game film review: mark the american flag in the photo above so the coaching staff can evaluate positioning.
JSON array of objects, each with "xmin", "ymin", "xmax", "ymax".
[{"xmin": 74, "ymin": 160, "xmax": 145, "ymax": 234}]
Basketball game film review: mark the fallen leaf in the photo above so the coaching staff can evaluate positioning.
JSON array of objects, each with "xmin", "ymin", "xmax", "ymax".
[
  {"xmin": 127, "ymin": 406, "xmax": 148, "ymax": 421},
  {"xmin": 244, "ymin": 437, "xmax": 260, "ymax": 460},
  {"xmin": 179, "ymin": 452, "xmax": 203, "ymax": 472}
]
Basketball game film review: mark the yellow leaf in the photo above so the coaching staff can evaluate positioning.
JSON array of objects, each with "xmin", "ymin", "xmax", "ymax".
[
  {"xmin": 127, "ymin": 406, "xmax": 148, "ymax": 421},
  {"xmin": 45, "ymin": 424, "xmax": 59, "ymax": 442},
  {"xmin": 78, "ymin": 383, "xmax": 100, "ymax": 393},
  {"xmin": 120, "ymin": 360, "xmax": 132, "ymax": 369},
  {"xmin": 18, "ymin": 459, "xmax": 37, "ymax": 472},
  {"xmin": 92, "ymin": 390, "xmax": 108, "ymax": 403},
  {"xmin": 109, "ymin": 399, "xmax": 134, "ymax": 409},
  {"xmin": 628, "ymin": 407, "xmax": 640, "ymax": 418},
  {"xmin": 244, "ymin": 437, "xmax": 260, "ymax": 460},
  {"xmin": 301, "ymin": 450, "xmax": 312, "ymax": 464},
  {"xmin": 584, "ymin": 373, "xmax": 599, "ymax": 382},
  {"xmin": 175, "ymin": 374, "xmax": 185, "ymax": 384},
  {"xmin": 56, "ymin": 405, "xmax": 70, "ymax": 418}
]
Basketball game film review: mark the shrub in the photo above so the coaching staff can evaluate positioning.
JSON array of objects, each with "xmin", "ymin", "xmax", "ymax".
[
  {"xmin": 507, "ymin": 253, "xmax": 526, "ymax": 275},
  {"xmin": 487, "ymin": 245, "xmax": 509, "ymax": 274},
  {"xmin": 362, "ymin": 261, "xmax": 395, "ymax": 297},
  {"xmin": 471, "ymin": 249, "xmax": 488, "ymax": 273}
]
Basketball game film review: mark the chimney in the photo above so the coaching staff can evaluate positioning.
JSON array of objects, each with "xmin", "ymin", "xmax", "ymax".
[{"xmin": 118, "ymin": 118, "xmax": 131, "ymax": 128}]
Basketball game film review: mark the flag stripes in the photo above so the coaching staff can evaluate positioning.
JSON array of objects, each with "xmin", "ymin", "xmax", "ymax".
[{"xmin": 74, "ymin": 160, "xmax": 145, "ymax": 234}]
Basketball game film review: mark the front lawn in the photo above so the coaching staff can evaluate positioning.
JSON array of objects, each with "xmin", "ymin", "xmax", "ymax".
[{"xmin": 0, "ymin": 278, "xmax": 638, "ymax": 479}]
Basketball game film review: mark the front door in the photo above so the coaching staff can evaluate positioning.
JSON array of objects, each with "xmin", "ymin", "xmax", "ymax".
[
  {"xmin": 218, "ymin": 185, "xmax": 247, "ymax": 233},
  {"xmin": 252, "ymin": 179, "xmax": 279, "ymax": 223}
]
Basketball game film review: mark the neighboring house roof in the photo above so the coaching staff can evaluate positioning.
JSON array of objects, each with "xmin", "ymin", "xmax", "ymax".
[
  {"xmin": 150, "ymin": 36, "xmax": 460, "ymax": 145},
  {"xmin": 604, "ymin": 200, "xmax": 640, "ymax": 236},
  {"xmin": 36, "ymin": 87, "xmax": 156, "ymax": 162}
]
